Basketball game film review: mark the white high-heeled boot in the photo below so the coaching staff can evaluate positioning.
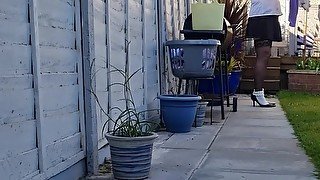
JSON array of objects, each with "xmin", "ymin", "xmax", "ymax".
[{"xmin": 251, "ymin": 89, "xmax": 276, "ymax": 107}]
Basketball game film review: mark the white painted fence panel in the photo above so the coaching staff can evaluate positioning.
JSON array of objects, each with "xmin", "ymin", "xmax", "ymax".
[
  {"xmin": 0, "ymin": 149, "xmax": 39, "ymax": 180},
  {"xmin": 42, "ymin": 112, "xmax": 80, "ymax": 145},
  {"xmin": 38, "ymin": 0, "xmax": 75, "ymax": 30},
  {"xmin": 0, "ymin": 21, "xmax": 30, "ymax": 44},
  {"xmin": 0, "ymin": 120, "xmax": 37, "ymax": 160},
  {"xmin": 39, "ymin": 46, "xmax": 78, "ymax": 73},
  {"xmin": 36, "ymin": 0, "xmax": 85, "ymax": 175},
  {"xmin": 41, "ymin": 85, "xmax": 79, "ymax": 117},
  {"xmin": 0, "ymin": 0, "xmax": 190, "ymax": 177},
  {"xmin": 93, "ymin": 0, "xmax": 109, "ymax": 147},
  {"xmin": 0, "ymin": 75, "xmax": 33, "ymax": 90},
  {"xmin": 0, "ymin": 0, "xmax": 85, "ymax": 179},
  {"xmin": 109, "ymin": 0, "xmax": 126, "ymax": 112},
  {"xmin": 41, "ymin": 73, "xmax": 78, "ymax": 88},
  {"xmin": 92, "ymin": 0, "xmax": 162, "ymax": 148},
  {"xmin": 0, "ymin": 89, "xmax": 34, "ymax": 125},
  {"xmin": 144, "ymin": 0, "xmax": 159, "ymax": 113},
  {"xmin": 0, "ymin": 1, "xmax": 39, "ymax": 179},
  {"xmin": 39, "ymin": 27, "xmax": 76, "ymax": 49},
  {"xmin": 45, "ymin": 133, "xmax": 82, "ymax": 169},
  {"xmin": 165, "ymin": 0, "xmax": 174, "ymax": 40},
  {"xmin": 0, "ymin": 45, "xmax": 32, "ymax": 75},
  {"xmin": 0, "ymin": 0, "xmax": 28, "ymax": 22},
  {"xmin": 160, "ymin": 0, "xmax": 188, "ymax": 94},
  {"xmin": 109, "ymin": 0, "xmax": 126, "ymax": 71}
]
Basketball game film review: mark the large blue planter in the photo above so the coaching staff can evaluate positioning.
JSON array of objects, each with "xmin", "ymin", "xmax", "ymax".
[
  {"xmin": 197, "ymin": 74, "xmax": 227, "ymax": 95},
  {"xmin": 228, "ymin": 70, "xmax": 242, "ymax": 94},
  {"xmin": 158, "ymin": 95, "xmax": 201, "ymax": 133},
  {"xmin": 198, "ymin": 70, "xmax": 242, "ymax": 96}
]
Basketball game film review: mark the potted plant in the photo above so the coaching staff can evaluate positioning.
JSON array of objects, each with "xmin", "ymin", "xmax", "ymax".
[
  {"xmin": 92, "ymin": 41, "xmax": 159, "ymax": 179},
  {"xmin": 228, "ymin": 56, "xmax": 242, "ymax": 94}
]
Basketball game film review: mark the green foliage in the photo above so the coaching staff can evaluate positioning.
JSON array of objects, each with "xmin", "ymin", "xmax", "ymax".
[
  {"xmin": 296, "ymin": 58, "xmax": 320, "ymax": 72},
  {"xmin": 278, "ymin": 91, "xmax": 320, "ymax": 177},
  {"xmin": 91, "ymin": 41, "xmax": 159, "ymax": 137},
  {"xmin": 227, "ymin": 57, "xmax": 241, "ymax": 72},
  {"xmin": 215, "ymin": 56, "xmax": 242, "ymax": 74}
]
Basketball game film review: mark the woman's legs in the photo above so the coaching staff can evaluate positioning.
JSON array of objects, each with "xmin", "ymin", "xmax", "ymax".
[
  {"xmin": 254, "ymin": 40, "xmax": 272, "ymax": 90},
  {"xmin": 251, "ymin": 39, "xmax": 275, "ymax": 107}
]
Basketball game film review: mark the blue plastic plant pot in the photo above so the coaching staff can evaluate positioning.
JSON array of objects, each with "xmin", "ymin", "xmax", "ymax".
[
  {"xmin": 229, "ymin": 70, "xmax": 242, "ymax": 95},
  {"xmin": 212, "ymin": 74, "xmax": 228, "ymax": 95},
  {"xmin": 158, "ymin": 95, "xmax": 201, "ymax": 133},
  {"xmin": 198, "ymin": 75, "xmax": 228, "ymax": 96}
]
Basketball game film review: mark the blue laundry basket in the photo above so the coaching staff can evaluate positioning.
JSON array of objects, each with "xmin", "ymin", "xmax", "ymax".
[{"xmin": 165, "ymin": 39, "xmax": 220, "ymax": 78}]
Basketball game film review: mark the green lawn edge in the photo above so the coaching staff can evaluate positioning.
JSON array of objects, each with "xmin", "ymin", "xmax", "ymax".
[{"xmin": 278, "ymin": 91, "xmax": 320, "ymax": 178}]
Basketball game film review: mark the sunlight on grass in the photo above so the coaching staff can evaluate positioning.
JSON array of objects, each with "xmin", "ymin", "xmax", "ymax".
[{"xmin": 278, "ymin": 91, "xmax": 320, "ymax": 177}]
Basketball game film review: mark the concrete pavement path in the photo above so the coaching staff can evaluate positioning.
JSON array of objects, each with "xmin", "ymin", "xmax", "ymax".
[{"xmin": 149, "ymin": 95, "xmax": 317, "ymax": 180}]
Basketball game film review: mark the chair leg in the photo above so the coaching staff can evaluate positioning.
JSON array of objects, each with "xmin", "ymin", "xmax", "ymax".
[
  {"xmin": 219, "ymin": 48, "xmax": 225, "ymax": 120},
  {"xmin": 210, "ymin": 98, "xmax": 213, "ymax": 125}
]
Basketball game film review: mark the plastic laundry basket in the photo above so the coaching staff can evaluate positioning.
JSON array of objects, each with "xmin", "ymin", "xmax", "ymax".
[{"xmin": 165, "ymin": 39, "xmax": 220, "ymax": 78}]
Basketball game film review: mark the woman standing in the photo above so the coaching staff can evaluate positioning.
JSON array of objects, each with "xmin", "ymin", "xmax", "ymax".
[{"xmin": 246, "ymin": 0, "xmax": 282, "ymax": 107}]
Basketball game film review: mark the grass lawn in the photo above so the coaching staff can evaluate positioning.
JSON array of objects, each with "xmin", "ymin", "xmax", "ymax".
[{"xmin": 278, "ymin": 91, "xmax": 320, "ymax": 177}]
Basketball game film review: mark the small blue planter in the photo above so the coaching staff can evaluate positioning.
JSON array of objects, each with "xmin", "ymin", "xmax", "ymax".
[{"xmin": 158, "ymin": 95, "xmax": 201, "ymax": 133}]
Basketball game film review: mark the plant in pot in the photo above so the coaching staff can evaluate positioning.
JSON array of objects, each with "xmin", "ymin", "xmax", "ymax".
[
  {"xmin": 228, "ymin": 56, "xmax": 243, "ymax": 94},
  {"xmin": 91, "ymin": 41, "xmax": 159, "ymax": 180}
]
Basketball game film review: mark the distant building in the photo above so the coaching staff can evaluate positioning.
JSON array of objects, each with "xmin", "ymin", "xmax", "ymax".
[{"xmin": 287, "ymin": 0, "xmax": 320, "ymax": 57}]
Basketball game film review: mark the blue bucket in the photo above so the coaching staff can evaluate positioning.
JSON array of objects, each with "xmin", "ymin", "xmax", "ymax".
[{"xmin": 158, "ymin": 95, "xmax": 201, "ymax": 133}]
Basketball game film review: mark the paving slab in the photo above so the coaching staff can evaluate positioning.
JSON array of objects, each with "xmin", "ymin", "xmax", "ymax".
[
  {"xmin": 161, "ymin": 133, "xmax": 215, "ymax": 150},
  {"xmin": 186, "ymin": 125, "xmax": 222, "ymax": 135},
  {"xmin": 228, "ymin": 110, "xmax": 287, "ymax": 120},
  {"xmin": 211, "ymin": 136, "xmax": 305, "ymax": 155},
  {"xmin": 149, "ymin": 148, "xmax": 206, "ymax": 180},
  {"xmin": 225, "ymin": 118, "xmax": 291, "ymax": 127},
  {"xmin": 218, "ymin": 125, "xmax": 295, "ymax": 139},
  {"xmin": 236, "ymin": 106, "xmax": 286, "ymax": 115},
  {"xmin": 192, "ymin": 149, "xmax": 315, "ymax": 176},
  {"xmin": 153, "ymin": 131, "xmax": 173, "ymax": 149},
  {"xmin": 190, "ymin": 171, "xmax": 316, "ymax": 180}
]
